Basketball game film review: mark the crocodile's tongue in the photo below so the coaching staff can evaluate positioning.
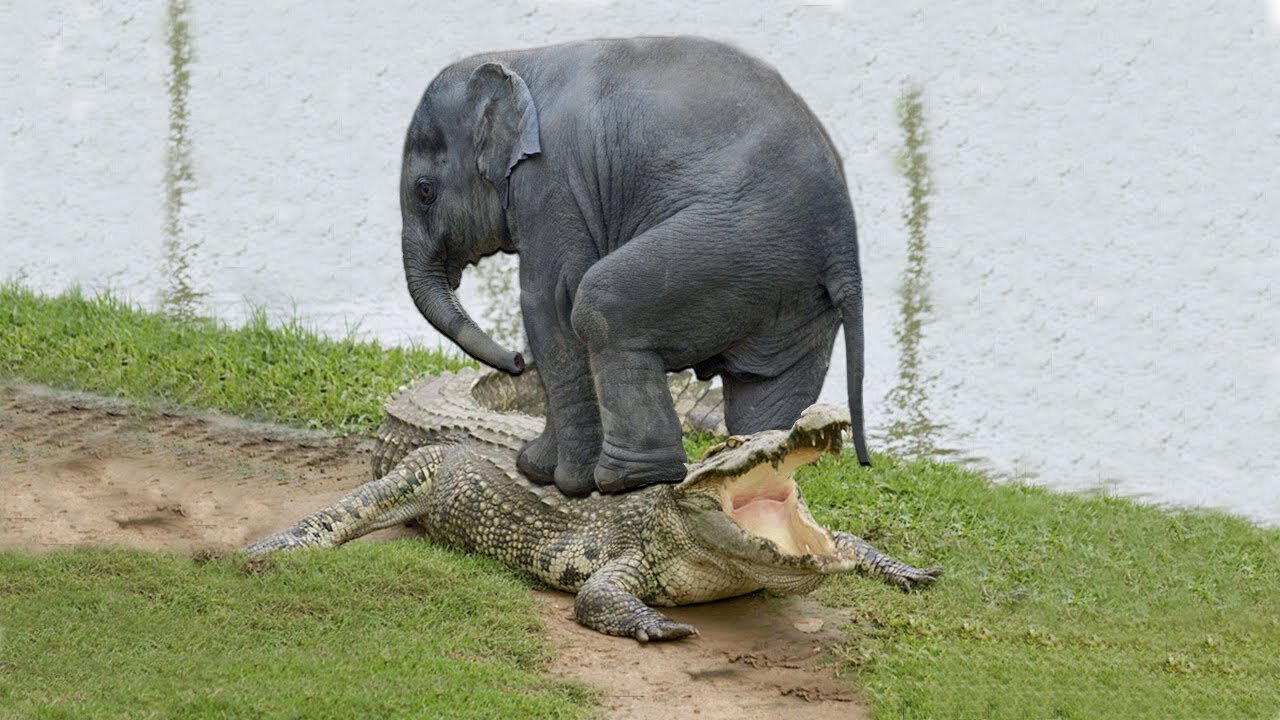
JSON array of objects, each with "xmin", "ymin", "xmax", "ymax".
[{"xmin": 720, "ymin": 447, "xmax": 835, "ymax": 557}]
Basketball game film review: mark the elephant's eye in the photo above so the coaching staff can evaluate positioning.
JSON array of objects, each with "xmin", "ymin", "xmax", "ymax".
[{"xmin": 416, "ymin": 178, "xmax": 436, "ymax": 205}]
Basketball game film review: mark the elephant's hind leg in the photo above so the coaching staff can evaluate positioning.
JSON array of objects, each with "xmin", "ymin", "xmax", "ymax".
[
  {"xmin": 571, "ymin": 214, "xmax": 787, "ymax": 493},
  {"xmin": 722, "ymin": 348, "xmax": 832, "ymax": 435}
]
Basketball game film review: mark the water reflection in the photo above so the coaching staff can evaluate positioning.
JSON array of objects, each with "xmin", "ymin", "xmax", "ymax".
[
  {"xmin": 473, "ymin": 252, "xmax": 524, "ymax": 350},
  {"xmin": 879, "ymin": 86, "xmax": 953, "ymax": 459},
  {"xmin": 160, "ymin": 0, "xmax": 202, "ymax": 319}
]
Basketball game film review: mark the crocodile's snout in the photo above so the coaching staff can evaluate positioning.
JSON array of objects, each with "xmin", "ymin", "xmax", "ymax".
[{"xmin": 671, "ymin": 405, "xmax": 870, "ymax": 589}]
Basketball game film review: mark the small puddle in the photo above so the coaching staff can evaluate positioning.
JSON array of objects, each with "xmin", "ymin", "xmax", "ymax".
[{"xmin": 160, "ymin": 0, "xmax": 203, "ymax": 319}]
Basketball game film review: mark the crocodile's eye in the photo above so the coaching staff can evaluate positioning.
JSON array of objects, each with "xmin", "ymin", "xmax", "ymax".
[
  {"xmin": 416, "ymin": 177, "xmax": 436, "ymax": 205},
  {"xmin": 701, "ymin": 436, "xmax": 745, "ymax": 460}
]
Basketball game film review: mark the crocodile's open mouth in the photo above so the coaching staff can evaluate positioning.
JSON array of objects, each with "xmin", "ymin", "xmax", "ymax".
[
  {"xmin": 718, "ymin": 446, "xmax": 837, "ymax": 557},
  {"xmin": 676, "ymin": 404, "xmax": 852, "ymax": 564}
]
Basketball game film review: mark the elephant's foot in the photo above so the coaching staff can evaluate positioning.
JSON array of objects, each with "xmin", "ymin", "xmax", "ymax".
[
  {"xmin": 553, "ymin": 462, "xmax": 598, "ymax": 497},
  {"xmin": 517, "ymin": 439, "xmax": 597, "ymax": 497},
  {"xmin": 517, "ymin": 432, "xmax": 557, "ymax": 486},
  {"xmin": 594, "ymin": 443, "xmax": 687, "ymax": 493},
  {"xmin": 539, "ymin": 427, "xmax": 603, "ymax": 497}
]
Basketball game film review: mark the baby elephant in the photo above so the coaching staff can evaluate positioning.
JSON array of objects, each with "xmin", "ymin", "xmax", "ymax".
[{"xmin": 399, "ymin": 36, "xmax": 870, "ymax": 495}]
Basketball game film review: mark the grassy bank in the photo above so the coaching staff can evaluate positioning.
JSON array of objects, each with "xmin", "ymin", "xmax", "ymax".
[
  {"xmin": 0, "ymin": 546, "xmax": 590, "ymax": 719},
  {"xmin": 3, "ymin": 284, "xmax": 1279, "ymax": 719},
  {"xmin": 802, "ymin": 458, "xmax": 1280, "ymax": 718},
  {"xmin": 0, "ymin": 284, "xmax": 471, "ymax": 434},
  {"xmin": 0, "ymin": 285, "xmax": 587, "ymax": 719}
]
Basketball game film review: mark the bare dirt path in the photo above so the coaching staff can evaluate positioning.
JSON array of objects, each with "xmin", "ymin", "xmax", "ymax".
[{"xmin": 0, "ymin": 383, "xmax": 867, "ymax": 720}]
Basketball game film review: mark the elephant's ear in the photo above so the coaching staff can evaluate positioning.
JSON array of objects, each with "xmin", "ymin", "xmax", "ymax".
[{"xmin": 466, "ymin": 62, "xmax": 541, "ymax": 206}]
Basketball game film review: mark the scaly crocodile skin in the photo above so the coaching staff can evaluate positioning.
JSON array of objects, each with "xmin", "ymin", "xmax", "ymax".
[{"xmin": 246, "ymin": 368, "xmax": 940, "ymax": 641}]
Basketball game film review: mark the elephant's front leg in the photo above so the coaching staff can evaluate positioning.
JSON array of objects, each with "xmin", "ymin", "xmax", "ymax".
[
  {"xmin": 585, "ymin": 346, "xmax": 687, "ymax": 492},
  {"xmin": 570, "ymin": 269, "xmax": 687, "ymax": 493},
  {"xmin": 518, "ymin": 278, "xmax": 604, "ymax": 496}
]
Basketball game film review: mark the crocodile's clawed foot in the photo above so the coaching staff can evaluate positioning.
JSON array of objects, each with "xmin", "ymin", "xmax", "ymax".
[
  {"xmin": 888, "ymin": 564, "xmax": 944, "ymax": 592},
  {"xmin": 632, "ymin": 616, "xmax": 699, "ymax": 643},
  {"xmin": 832, "ymin": 531, "xmax": 944, "ymax": 592}
]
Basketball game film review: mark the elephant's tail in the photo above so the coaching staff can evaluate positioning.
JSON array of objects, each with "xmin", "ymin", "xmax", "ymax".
[{"xmin": 833, "ymin": 263, "xmax": 872, "ymax": 468}]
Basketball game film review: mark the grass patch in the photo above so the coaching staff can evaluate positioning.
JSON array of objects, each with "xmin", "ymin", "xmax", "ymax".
[
  {"xmin": 802, "ymin": 454, "xmax": 1280, "ymax": 719},
  {"xmin": 0, "ymin": 544, "xmax": 591, "ymax": 719},
  {"xmin": 0, "ymin": 283, "xmax": 472, "ymax": 434},
  {"xmin": 4, "ymin": 283, "xmax": 1280, "ymax": 718},
  {"xmin": 0, "ymin": 285, "xmax": 582, "ymax": 718}
]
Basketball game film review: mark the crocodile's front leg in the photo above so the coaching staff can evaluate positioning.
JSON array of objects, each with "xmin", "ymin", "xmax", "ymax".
[
  {"xmin": 574, "ymin": 558, "xmax": 698, "ymax": 642},
  {"xmin": 244, "ymin": 446, "xmax": 447, "ymax": 556},
  {"xmin": 834, "ymin": 531, "xmax": 944, "ymax": 591}
]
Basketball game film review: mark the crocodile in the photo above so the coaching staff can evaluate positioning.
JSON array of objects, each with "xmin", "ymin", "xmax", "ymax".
[{"xmin": 245, "ymin": 368, "xmax": 941, "ymax": 641}]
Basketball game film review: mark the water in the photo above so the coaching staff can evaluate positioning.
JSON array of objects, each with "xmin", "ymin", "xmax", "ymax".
[{"xmin": 3, "ymin": 2, "xmax": 1277, "ymax": 523}]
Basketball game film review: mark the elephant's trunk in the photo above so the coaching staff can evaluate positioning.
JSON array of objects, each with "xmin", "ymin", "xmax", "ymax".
[{"xmin": 404, "ymin": 238, "xmax": 524, "ymax": 375}]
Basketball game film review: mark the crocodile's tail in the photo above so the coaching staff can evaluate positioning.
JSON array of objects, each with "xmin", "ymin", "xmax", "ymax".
[{"xmin": 244, "ymin": 446, "xmax": 447, "ymax": 556}]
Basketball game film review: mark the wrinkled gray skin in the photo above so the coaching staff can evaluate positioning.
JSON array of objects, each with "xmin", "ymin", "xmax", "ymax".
[{"xmin": 401, "ymin": 36, "xmax": 869, "ymax": 497}]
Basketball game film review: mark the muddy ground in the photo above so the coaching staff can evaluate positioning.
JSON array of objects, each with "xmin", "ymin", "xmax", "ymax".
[{"xmin": 0, "ymin": 382, "xmax": 867, "ymax": 719}]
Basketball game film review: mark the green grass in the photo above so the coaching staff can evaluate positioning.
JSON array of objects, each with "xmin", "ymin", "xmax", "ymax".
[
  {"xmin": 4, "ymin": 284, "xmax": 1280, "ymax": 719},
  {"xmin": 0, "ymin": 544, "xmax": 591, "ymax": 719},
  {"xmin": 801, "ymin": 455, "xmax": 1280, "ymax": 719},
  {"xmin": 0, "ymin": 283, "xmax": 472, "ymax": 434}
]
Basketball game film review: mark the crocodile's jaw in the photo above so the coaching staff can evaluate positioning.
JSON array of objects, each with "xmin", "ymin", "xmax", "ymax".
[
  {"xmin": 674, "ymin": 404, "xmax": 863, "ymax": 588},
  {"xmin": 718, "ymin": 446, "xmax": 836, "ymax": 559}
]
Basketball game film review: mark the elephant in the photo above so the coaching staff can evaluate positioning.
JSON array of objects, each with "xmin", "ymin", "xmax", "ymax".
[{"xmin": 400, "ymin": 36, "xmax": 870, "ymax": 496}]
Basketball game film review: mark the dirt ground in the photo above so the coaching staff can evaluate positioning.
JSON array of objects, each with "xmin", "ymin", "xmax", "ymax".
[{"xmin": 0, "ymin": 382, "xmax": 867, "ymax": 720}]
